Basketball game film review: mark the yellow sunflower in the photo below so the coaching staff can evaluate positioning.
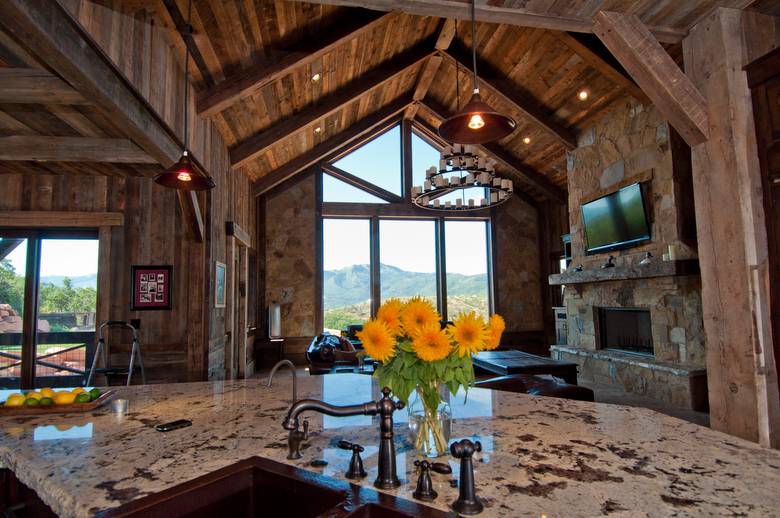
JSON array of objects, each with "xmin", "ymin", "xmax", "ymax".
[
  {"xmin": 448, "ymin": 311, "xmax": 488, "ymax": 357},
  {"xmin": 357, "ymin": 319, "xmax": 396, "ymax": 363},
  {"xmin": 376, "ymin": 298, "xmax": 404, "ymax": 336},
  {"xmin": 484, "ymin": 314, "xmax": 506, "ymax": 351},
  {"xmin": 411, "ymin": 323, "xmax": 452, "ymax": 362},
  {"xmin": 400, "ymin": 297, "xmax": 440, "ymax": 336}
]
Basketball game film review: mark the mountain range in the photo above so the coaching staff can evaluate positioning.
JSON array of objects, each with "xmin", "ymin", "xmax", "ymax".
[
  {"xmin": 40, "ymin": 274, "xmax": 97, "ymax": 289},
  {"xmin": 323, "ymin": 264, "xmax": 486, "ymax": 309}
]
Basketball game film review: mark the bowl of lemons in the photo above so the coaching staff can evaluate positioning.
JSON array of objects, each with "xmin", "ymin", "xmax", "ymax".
[{"xmin": 2, "ymin": 387, "xmax": 105, "ymax": 414}]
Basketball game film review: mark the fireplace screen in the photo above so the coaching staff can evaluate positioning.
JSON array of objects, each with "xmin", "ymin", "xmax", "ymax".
[{"xmin": 598, "ymin": 308, "xmax": 653, "ymax": 355}]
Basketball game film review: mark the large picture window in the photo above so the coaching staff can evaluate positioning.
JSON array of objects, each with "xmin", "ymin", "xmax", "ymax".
[{"xmin": 319, "ymin": 120, "xmax": 495, "ymax": 333}]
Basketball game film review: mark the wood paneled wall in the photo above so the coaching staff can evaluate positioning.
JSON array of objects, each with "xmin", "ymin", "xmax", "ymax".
[{"xmin": 0, "ymin": 1, "xmax": 255, "ymax": 382}]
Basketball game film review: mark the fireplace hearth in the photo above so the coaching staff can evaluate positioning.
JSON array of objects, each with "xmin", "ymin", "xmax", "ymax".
[{"xmin": 598, "ymin": 308, "xmax": 653, "ymax": 356}]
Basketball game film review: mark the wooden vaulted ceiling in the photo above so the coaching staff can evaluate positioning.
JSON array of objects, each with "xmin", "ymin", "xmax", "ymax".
[{"xmin": 1, "ymin": 0, "xmax": 780, "ymax": 203}]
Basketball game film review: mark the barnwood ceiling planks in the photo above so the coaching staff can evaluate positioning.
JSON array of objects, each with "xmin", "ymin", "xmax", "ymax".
[
  {"xmin": 0, "ymin": 68, "xmax": 88, "ymax": 105},
  {"xmin": 196, "ymin": 10, "xmax": 394, "ymax": 117},
  {"xmin": 405, "ymin": 18, "xmax": 456, "ymax": 119},
  {"xmin": 0, "ymin": 136, "xmax": 157, "ymax": 163}
]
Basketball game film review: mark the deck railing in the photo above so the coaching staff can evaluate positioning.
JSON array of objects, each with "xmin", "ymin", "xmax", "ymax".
[{"xmin": 0, "ymin": 331, "xmax": 95, "ymax": 384}]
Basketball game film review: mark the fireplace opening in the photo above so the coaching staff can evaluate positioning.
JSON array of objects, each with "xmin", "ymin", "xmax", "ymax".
[{"xmin": 598, "ymin": 308, "xmax": 653, "ymax": 356}]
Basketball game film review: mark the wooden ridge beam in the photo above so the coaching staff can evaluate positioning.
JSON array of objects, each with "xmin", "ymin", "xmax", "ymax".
[
  {"xmin": 253, "ymin": 94, "xmax": 412, "ymax": 196},
  {"xmin": 556, "ymin": 32, "xmax": 651, "ymax": 105},
  {"xmin": 420, "ymin": 98, "xmax": 566, "ymax": 204},
  {"xmin": 443, "ymin": 44, "xmax": 577, "ymax": 150},
  {"xmin": 231, "ymin": 38, "xmax": 435, "ymax": 168},
  {"xmin": 0, "ymin": 0, "xmax": 181, "ymax": 167},
  {"xmin": 0, "ymin": 68, "xmax": 88, "ymax": 105},
  {"xmin": 322, "ymin": 164, "xmax": 404, "ymax": 203},
  {"xmin": 285, "ymin": 0, "xmax": 687, "ymax": 43},
  {"xmin": 0, "ymin": 136, "xmax": 157, "ymax": 163},
  {"xmin": 593, "ymin": 11, "xmax": 709, "ymax": 146},
  {"xmin": 197, "ymin": 10, "xmax": 393, "ymax": 117}
]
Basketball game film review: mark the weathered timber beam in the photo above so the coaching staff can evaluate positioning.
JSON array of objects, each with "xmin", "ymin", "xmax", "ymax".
[
  {"xmin": 0, "ymin": 68, "xmax": 88, "ymax": 105},
  {"xmin": 231, "ymin": 38, "xmax": 435, "ymax": 168},
  {"xmin": 556, "ymin": 32, "xmax": 651, "ymax": 105},
  {"xmin": 443, "ymin": 43, "xmax": 577, "ymax": 150},
  {"xmin": 0, "ymin": 211, "xmax": 123, "ymax": 227},
  {"xmin": 158, "ymin": 0, "xmax": 215, "ymax": 87},
  {"xmin": 405, "ymin": 18, "xmax": 455, "ymax": 119},
  {"xmin": 593, "ymin": 11, "xmax": 709, "ymax": 146},
  {"xmin": 0, "ymin": 136, "xmax": 157, "ymax": 163},
  {"xmin": 197, "ymin": 10, "xmax": 393, "ymax": 117},
  {"xmin": 322, "ymin": 164, "xmax": 404, "ymax": 203},
  {"xmin": 420, "ymin": 98, "xmax": 566, "ymax": 204},
  {"xmin": 284, "ymin": 0, "xmax": 687, "ymax": 43},
  {"xmin": 177, "ymin": 191, "xmax": 204, "ymax": 243},
  {"xmin": 0, "ymin": 0, "xmax": 181, "ymax": 166},
  {"xmin": 252, "ymin": 94, "xmax": 412, "ymax": 196}
]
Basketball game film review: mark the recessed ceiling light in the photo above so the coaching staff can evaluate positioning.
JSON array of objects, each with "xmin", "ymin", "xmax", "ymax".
[
  {"xmin": 578, "ymin": 90, "xmax": 589, "ymax": 101},
  {"xmin": 522, "ymin": 137, "xmax": 531, "ymax": 145},
  {"xmin": 311, "ymin": 73, "xmax": 321, "ymax": 82},
  {"xmin": 314, "ymin": 126, "xmax": 322, "ymax": 133}
]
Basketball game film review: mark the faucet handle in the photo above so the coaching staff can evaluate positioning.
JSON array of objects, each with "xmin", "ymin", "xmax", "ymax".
[
  {"xmin": 337, "ymin": 440, "xmax": 364, "ymax": 453},
  {"xmin": 450, "ymin": 438, "xmax": 482, "ymax": 459},
  {"xmin": 379, "ymin": 387, "xmax": 405, "ymax": 411}
]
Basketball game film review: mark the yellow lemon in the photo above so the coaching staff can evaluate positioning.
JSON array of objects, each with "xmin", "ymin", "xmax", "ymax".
[
  {"xmin": 71, "ymin": 387, "xmax": 85, "ymax": 395},
  {"xmin": 40, "ymin": 388, "xmax": 55, "ymax": 399},
  {"xmin": 25, "ymin": 391, "xmax": 42, "ymax": 400},
  {"xmin": 4, "ymin": 394, "xmax": 26, "ymax": 407},
  {"xmin": 53, "ymin": 392, "xmax": 77, "ymax": 405}
]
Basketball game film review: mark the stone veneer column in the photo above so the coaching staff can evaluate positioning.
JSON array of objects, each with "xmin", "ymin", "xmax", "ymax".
[{"xmin": 684, "ymin": 8, "xmax": 780, "ymax": 447}]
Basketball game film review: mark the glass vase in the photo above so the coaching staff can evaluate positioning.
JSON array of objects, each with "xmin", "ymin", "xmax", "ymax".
[{"xmin": 407, "ymin": 384, "xmax": 452, "ymax": 458}]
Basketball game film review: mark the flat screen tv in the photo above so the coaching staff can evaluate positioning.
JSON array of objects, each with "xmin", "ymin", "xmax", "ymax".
[{"xmin": 582, "ymin": 183, "xmax": 650, "ymax": 254}]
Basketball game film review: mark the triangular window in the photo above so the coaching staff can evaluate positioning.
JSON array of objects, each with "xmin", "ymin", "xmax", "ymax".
[
  {"xmin": 322, "ymin": 173, "xmax": 388, "ymax": 204},
  {"xmin": 332, "ymin": 124, "xmax": 402, "ymax": 197}
]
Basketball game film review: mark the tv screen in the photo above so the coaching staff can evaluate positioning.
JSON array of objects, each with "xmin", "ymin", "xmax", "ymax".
[{"xmin": 582, "ymin": 183, "xmax": 650, "ymax": 254}]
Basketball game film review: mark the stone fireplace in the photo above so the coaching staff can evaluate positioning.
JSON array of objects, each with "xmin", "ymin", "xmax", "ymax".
[{"xmin": 549, "ymin": 100, "xmax": 707, "ymax": 411}]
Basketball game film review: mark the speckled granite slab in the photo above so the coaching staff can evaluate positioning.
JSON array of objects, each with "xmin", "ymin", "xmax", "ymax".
[{"xmin": 1, "ymin": 375, "xmax": 779, "ymax": 517}]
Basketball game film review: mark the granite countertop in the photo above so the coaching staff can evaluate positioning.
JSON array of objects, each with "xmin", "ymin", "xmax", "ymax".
[{"xmin": 1, "ymin": 374, "xmax": 779, "ymax": 517}]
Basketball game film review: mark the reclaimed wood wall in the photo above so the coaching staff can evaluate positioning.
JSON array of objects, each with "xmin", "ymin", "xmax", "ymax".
[{"xmin": 0, "ymin": 1, "xmax": 255, "ymax": 382}]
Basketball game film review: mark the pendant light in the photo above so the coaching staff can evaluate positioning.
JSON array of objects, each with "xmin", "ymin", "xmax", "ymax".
[
  {"xmin": 154, "ymin": 0, "xmax": 216, "ymax": 191},
  {"xmin": 438, "ymin": 0, "xmax": 516, "ymax": 145}
]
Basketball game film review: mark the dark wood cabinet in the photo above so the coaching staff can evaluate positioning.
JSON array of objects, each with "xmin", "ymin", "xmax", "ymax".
[
  {"xmin": 0, "ymin": 469, "xmax": 56, "ymax": 518},
  {"xmin": 747, "ymin": 46, "xmax": 780, "ymax": 409}
]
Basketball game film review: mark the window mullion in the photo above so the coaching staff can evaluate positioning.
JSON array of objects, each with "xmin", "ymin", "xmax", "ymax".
[
  {"xmin": 370, "ymin": 217, "xmax": 381, "ymax": 319},
  {"xmin": 436, "ymin": 218, "xmax": 448, "ymax": 322}
]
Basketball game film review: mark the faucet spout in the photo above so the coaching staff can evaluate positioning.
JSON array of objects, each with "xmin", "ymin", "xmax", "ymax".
[
  {"xmin": 268, "ymin": 359, "xmax": 297, "ymax": 402},
  {"xmin": 282, "ymin": 399, "xmax": 377, "ymax": 431}
]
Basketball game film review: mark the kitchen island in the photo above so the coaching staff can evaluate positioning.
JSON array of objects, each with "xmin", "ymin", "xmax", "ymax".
[{"xmin": 1, "ymin": 374, "xmax": 779, "ymax": 517}]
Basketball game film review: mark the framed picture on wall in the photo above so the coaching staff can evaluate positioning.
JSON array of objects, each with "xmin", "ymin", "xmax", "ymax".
[
  {"xmin": 131, "ymin": 265, "xmax": 172, "ymax": 311},
  {"xmin": 215, "ymin": 261, "xmax": 226, "ymax": 308}
]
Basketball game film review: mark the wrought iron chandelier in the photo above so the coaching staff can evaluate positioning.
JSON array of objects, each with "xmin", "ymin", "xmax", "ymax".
[{"xmin": 411, "ymin": 144, "xmax": 513, "ymax": 211}]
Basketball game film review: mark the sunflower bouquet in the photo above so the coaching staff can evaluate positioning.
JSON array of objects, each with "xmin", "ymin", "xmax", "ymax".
[{"xmin": 357, "ymin": 296, "xmax": 505, "ymax": 456}]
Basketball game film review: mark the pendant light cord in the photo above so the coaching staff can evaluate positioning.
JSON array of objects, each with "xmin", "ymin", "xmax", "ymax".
[
  {"xmin": 471, "ymin": 0, "xmax": 478, "ymax": 93},
  {"xmin": 182, "ymin": 0, "xmax": 192, "ymax": 152}
]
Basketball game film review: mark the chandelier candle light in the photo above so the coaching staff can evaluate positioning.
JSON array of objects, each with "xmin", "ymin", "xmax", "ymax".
[
  {"xmin": 411, "ymin": 144, "xmax": 513, "ymax": 211},
  {"xmin": 358, "ymin": 298, "xmax": 506, "ymax": 457}
]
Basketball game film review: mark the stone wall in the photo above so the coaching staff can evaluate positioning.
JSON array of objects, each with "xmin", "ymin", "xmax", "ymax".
[
  {"xmin": 265, "ymin": 175, "xmax": 317, "ymax": 342},
  {"xmin": 494, "ymin": 196, "xmax": 544, "ymax": 333}
]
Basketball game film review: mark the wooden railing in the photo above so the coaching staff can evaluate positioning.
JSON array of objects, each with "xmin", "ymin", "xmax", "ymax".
[{"xmin": 0, "ymin": 331, "xmax": 95, "ymax": 379}]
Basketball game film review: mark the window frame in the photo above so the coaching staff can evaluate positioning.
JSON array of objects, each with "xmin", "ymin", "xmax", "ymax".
[{"xmin": 316, "ymin": 118, "xmax": 497, "ymax": 330}]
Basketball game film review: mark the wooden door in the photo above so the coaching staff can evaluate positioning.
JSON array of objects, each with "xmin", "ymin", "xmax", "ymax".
[{"xmin": 747, "ymin": 47, "xmax": 780, "ymax": 408}]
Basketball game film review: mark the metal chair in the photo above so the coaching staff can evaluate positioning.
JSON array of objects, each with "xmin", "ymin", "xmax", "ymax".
[{"xmin": 85, "ymin": 321, "xmax": 146, "ymax": 386}]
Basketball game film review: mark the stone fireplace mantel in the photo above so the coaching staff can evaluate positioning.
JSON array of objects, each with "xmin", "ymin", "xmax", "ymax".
[{"xmin": 549, "ymin": 259, "xmax": 699, "ymax": 286}]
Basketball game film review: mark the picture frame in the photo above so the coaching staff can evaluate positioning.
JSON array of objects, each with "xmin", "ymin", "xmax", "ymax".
[
  {"xmin": 215, "ymin": 261, "xmax": 226, "ymax": 308},
  {"xmin": 131, "ymin": 265, "xmax": 172, "ymax": 311}
]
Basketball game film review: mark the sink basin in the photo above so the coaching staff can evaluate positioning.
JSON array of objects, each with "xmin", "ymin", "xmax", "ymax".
[{"xmin": 103, "ymin": 457, "xmax": 449, "ymax": 518}]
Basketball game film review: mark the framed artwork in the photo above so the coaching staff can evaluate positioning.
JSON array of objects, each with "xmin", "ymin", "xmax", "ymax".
[
  {"xmin": 215, "ymin": 261, "xmax": 226, "ymax": 308},
  {"xmin": 131, "ymin": 265, "xmax": 172, "ymax": 311}
]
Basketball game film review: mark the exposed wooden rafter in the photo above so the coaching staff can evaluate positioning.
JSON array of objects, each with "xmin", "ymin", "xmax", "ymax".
[
  {"xmin": 555, "ymin": 32, "xmax": 651, "ymax": 105},
  {"xmin": 443, "ymin": 43, "xmax": 577, "ymax": 150},
  {"xmin": 196, "ymin": 10, "xmax": 394, "ymax": 117},
  {"xmin": 593, "ymin": 11, "xmax": 709, "ymax": 146},
  {"xmin": 420, "ymin": 98, "xmax": 567, "ymax": 204},
  {"xmin": 0, "ymin": 136, "xmax": 156, "ymax": 163},
  {"xmin": 0, "ymin": 68, "xmax": 88, "ymax": 105},
  {"xmin": 177, "ymin": 191, "xmax": 205, "ymax": 243},
  {"xmin": 158, "ymin": 0, "xmax": 215, "ymax": 87},
  {"xmin": 405, "ymin": 18, "xmax": 456, "ymax": 120},
  {"xmin": 285, "ymin": 0, "xmax": 688, "ymax": 43},
  {"xmin": 231, "ymin": 38, "xmax": 435, "ymax": 168},
  {"xmin": 253, "ymin": 94, "xmax": 412, "ymax": 196}
]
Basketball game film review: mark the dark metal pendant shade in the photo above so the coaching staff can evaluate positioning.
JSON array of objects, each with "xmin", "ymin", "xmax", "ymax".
[
  {"xmin": 438, "ymin": 92, "xmax": 516, "ymax": 145},
  {"xmin": 154, "ymin": 152, "xmax": 216, "ymax": 191}
]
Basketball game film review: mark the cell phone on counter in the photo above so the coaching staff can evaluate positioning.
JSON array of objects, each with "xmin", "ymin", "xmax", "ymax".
[{"xmin": 155, "ymin": 419, "xmax": 192, "ymax": 432}]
